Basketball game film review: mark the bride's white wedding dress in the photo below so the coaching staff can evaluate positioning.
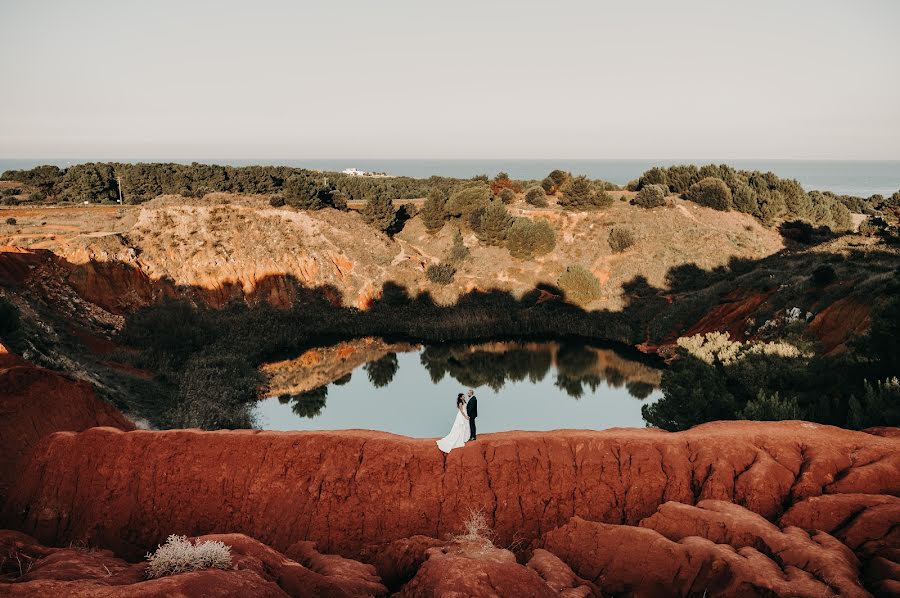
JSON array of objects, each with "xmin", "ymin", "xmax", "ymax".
[{"xmin": 437, "ymin": 409, "xmax": 468, "ymax": 453}]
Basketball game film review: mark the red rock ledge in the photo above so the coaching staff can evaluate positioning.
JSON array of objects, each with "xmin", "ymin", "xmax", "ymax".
[{"xmin": 3, "ymin": 422, "xmax": 897, "ymax": 559}]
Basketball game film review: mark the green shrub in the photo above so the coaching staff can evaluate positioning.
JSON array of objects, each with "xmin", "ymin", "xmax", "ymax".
[
  {"xmin": 498, "ymin": 188, "xmax": 516, "ymax": 204},
  {"xmin": 268, "ymin": 196, "xmax": 285, "ymax": 207},
  {"xmin": 421, "ymin": 188, "xmax": 448, "ymax": 233},
  {"xmin": 471, "ymin": 200, "xmax": 513, "ymax": 246},
  {"xmin": 446, "ymin": 183, "xmax": 491, "ymax": 219},
  {"xmin": 283, "ymin": 174, "xmax": 336, "ymax": 210},
  {"xmin": 829, "ymin": 202, "xmax": 853, "ymax": 232},
  {"xmin": 848, "ymin": 378, "xmax": 900, "ymax": 429},
  {"xmin": 524, "ymin": 186, "xmax": 548, "ymax": 207},
  {"xmin": 687, "ymin": 177, "xmax": 732, "ymax": 211},
  {"xmin": 608, "ymin": 227, "xmax": 635, "ymax": 253},
  {"xmin": 448, "ymin": 228, "xmax": 469, "ymax": 263},
  {"xmin": 557, "ymin": 265, "xmax": 602, "ymax": 305},
  {"xmin": 0, "ymin": 187, "xmax": 21, "ymax": 196},
  {"xmin": 558, "ymin": 176, "xmax": 612, "ymax": 211},
  {"xmin": 361, "ymin": 195, "xmax": 398, "ymax": 233},
  {"xmin": 506, "ymin": 218, "xmax": 555, "ymax": 259},
  {"xmin": 732, "ymin": 184, "xmax": 759, "ymax": 214},
  {"xmin": 664, "ymin": 165, "xmax": 700, "ymax": 194},
  {"xmin": 5, "ymin": 217, "xmax": 16, "ymax": 225},
  {"xmin": 739, "ymin": 391, "xmax": 803, "ymax": 420},
  {"xmin": 541, "ymin": 169, "xmax": 570, "ymax": 194},
  {"xmin": 426, "ymin": 263, "xmax": 457, "ymax": 285},
  {"xmin": 632, "ymin": 184, "xmax": 667, "ymax": 208},
  {"xmin": 637, "ymin": 167, "xmax": 668, "ymax": 189}
]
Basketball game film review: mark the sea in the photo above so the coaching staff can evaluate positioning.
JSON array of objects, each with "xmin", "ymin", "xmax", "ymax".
[{"xmin": 1, "ymin": 159, "xmax": 898, "ymax": 198}]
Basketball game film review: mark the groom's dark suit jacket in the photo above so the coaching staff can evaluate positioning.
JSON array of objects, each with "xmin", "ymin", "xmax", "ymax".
[{"xmin": 466, "ymin": 396, "xmax": 478, "ymax": 418}]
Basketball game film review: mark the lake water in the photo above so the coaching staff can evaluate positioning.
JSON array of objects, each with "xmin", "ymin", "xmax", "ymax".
[
  {"xmin": 2, "ymin": 159, "xmax": 898, "ymax": 197},
  {"xmin": 255, "ymin": 341, "xmax": 662, "ymax": 438}
]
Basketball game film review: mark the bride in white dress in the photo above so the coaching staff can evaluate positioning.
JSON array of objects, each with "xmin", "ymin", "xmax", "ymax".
[{"xmin": 437, "ymin": 393, "xmax": 469, "ymax": 453}]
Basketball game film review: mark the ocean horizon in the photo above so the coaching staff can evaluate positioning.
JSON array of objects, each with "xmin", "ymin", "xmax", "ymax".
[{"xmin": 2, "ymin": 158, "xmax": 898, "ymax": 197}]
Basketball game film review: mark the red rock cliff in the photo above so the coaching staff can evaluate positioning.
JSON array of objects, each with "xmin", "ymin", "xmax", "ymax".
[{"xmin": 4, "ymin": 422, "xmax": 897, "ymax": 564}]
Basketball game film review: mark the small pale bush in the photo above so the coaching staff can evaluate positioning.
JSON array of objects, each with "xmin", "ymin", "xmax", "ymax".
[
  {"xmin": 449, "ymin": 508, "xmax": 495, "ymax": 553},
  {"xmin": 558, "ymin": 265, "xmax": 602, "ymax": 305},
  {"xmin": 145, "ymin": 535, "xmax": 232, "ymax": 579},
  {"xmin": 677, "ymin": 332, "xmax": 805, "ymax": 366}
]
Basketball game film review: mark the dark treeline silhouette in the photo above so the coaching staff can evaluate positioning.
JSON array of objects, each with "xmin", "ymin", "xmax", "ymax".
[{"xmin": 96, "ymin": 235, "xmax": 899, "ymax": 431}]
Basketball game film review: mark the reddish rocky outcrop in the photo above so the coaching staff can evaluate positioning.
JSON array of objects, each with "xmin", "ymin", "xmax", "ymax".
[
  {"xmin": 4, "ymin": 422, "xmax": 897, "ymax": 563},
  {"xmin": 0, "ymin": 344, "xmax": 134, "ymax": 503},
  {"xmin": 395, "ymin": 539, "xmax": 595, "ymax": 598},
  {"xmin": 541, "ymin": 504, "xmax": 870, "ymax": 598},
  {"xmin": 0, "ymin": 530, "xmax": 386, "ymax": 597}
]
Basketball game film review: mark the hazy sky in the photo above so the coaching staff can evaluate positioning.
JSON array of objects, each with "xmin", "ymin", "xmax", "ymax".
[{"xmin": 1, "ymin": 0, "xmax": 898, "ymax": 159}]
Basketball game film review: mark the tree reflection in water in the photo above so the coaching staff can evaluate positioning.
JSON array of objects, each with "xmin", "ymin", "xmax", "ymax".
[{"xmin": 275, "ymin": 340, "xmax": 660, "ymax": 417}]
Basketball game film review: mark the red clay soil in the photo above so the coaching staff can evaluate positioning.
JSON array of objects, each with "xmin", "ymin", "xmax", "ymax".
[
  {"xmin": 679, "ymin": 288, "xmax": 773, "ymax": 342},
  {"xmin": 0, "ymin": 344, "xmax": 134, "ymax": 503},
  {"xmin": 4, "ymin": 422, "xmax": 897, "ymax": 562},
  {"xmin": 807, "ymin": 296, "xmax": 872, "ymax": 355}
]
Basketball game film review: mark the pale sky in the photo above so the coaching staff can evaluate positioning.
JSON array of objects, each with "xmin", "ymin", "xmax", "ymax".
[{"xmin": 1, "ymin": 0, "xmax": 898, "ymax": 159}]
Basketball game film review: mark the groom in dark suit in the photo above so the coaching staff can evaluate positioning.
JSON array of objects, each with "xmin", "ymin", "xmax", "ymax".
[{"xmin": 466, "ymin": 389, "xmax": 478, "ymax": 441}]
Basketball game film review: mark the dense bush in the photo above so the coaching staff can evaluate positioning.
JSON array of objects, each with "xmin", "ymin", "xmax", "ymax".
[
  {"xmin": 524, "ymin": 186, "xmax": 548, "ymax": 207},
  {"xmin": 4, "ymin": 217, "xmax": 16, "ymax": 225},
  {"xmin": 361, "ymin": 195, "xmax": 398, "ymax": 233},
  {"xmin": 268, "ymin": 195, "xmax": 285, "ymax": 207},
  {"xmin": 633, "ymin": 163, "xmax": 878, "ymax": 232},
  {"xmin": 632, "ymin": 184, "xmax": 667, "ymax": 208},
  {"xmin": 498, "ymin": 188, "xmax": 516, "ymax": 204},
  {"xmin": 608, "ymin": 227, "xmax": 635, "ymax": 253},
  {"xmin": 445, "ymin": 183, "xmax": 491, "ymax": 219},
  {"xmin": 421, "ymin": 188, "xmax": 448, "ymax": 233},
  {"xmin": 426, "ymin": 263, "xmax": 457, "ymax": 285},
  {"xmin": 283, "ymin": 174, "xmax": 339, "ymax": 210},
  {"xmin": 687, "ymin": 177, "xmax": 732, "ymax": 211},
  {"xmin": 557, "ymin": 265, "xmax": 602, "ymax": 305},
  {"xmin": 558, "ymin": 176, "xmax": 612, "ymax": 211},
  {"xmin": 541, "ymin": 169, "xmax": 570, "ymax": 194},
  {"xmin": 506, "ymin": 218, "xmax": 555, "ymax": 259},
  {"xmin": 471, "ymin": 200, "xmax": 513, "ymax": 246}
]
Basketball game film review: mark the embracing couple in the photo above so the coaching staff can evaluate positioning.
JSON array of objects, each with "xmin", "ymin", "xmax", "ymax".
[{"xmin": 436, "ymin": 389, "xmax": 478, "ymax": 453}]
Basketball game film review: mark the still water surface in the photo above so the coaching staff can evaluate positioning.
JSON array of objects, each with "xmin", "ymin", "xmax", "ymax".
[{"xmin": 255, "ymin": 341, "xmax": 662, "ymax": 438}]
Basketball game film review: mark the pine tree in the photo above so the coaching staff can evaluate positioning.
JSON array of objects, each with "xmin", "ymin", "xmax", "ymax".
[
  {"xmin": 558, "ymin": 176, "xmax": 610, "ymax": 210},
  {"xmin": 472, "ymin": 200, "xmax": 513, "ymax": 246},
  {"xmin": 361, "ymin": 195, "xmax": 398, "ymax": 233},
  {"xmin": 421, "ymin": 188, "xmax": 448, "ymax": 233}
]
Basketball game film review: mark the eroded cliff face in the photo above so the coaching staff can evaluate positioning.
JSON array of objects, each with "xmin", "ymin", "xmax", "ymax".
[
  {"xmin": 4, "ymin": 422, "xmax": 897, "ymax": 560},
  {"xmin": 1, "ymin": 421, "xmax": 898, "ymax": 595},
  {"xmin": 0, "ymin": 344, "xmax": 134, "ymax": 504}
]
